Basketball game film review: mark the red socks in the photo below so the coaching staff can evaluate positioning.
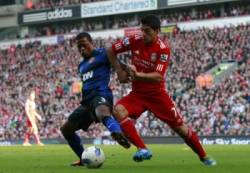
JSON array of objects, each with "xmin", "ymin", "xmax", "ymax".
[
  {"xmin": 120, "ymin": 118, "xmax": 146, "ymax": 149},
  {"xmin": 24, "ymin": 132, "xmax": 30, "ymax": 143},
  {"xmin": 119, "ymin": 117, "xmax": 206, "ymax": 159},
  {"xmin": 185, "ymin": 128, "xmax": 206, "ymax": 159}
]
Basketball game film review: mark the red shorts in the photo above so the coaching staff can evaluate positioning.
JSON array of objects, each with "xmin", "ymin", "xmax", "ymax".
[
  {"xmin": 26, "ymin": 119, "xmax": 32, "ymax": 127},
  {"xmin": 116, "ymin": 91, "xmax": 184, "ymax": 128}
]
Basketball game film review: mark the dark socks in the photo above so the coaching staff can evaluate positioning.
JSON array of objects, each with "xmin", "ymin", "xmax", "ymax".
[{"xmin": 64, "ymin": 133, "xmax": 84, "ymax": 159}]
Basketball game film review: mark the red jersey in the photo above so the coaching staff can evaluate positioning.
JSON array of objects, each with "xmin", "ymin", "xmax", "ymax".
[{"xmin": 112, "ymin": 34, "xmax": 170, "ymax": 93}]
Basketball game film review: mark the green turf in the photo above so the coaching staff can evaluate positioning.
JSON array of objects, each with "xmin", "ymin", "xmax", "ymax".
[{"xmin": 0, "ymin": 144, "xmax": 249, "ymax": 173}]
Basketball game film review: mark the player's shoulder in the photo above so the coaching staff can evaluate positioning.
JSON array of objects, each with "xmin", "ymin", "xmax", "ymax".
[
  {"xmin": 95, "ymin": 47, "xmax": 106, "ymax": 54},
  {"xmin": 156, "ymin": 38, "xmax": 170, "ymax": 52},
  {"xmin": 94, "ymin": 48, "xmax": 108, "ymax": 58},
  {"xmin": 130, "ymin": 33, "xmax": 143, "ymax": 42},
  {"xmin": 156, "ymin": 38, "xmax": 170, "ymax": 62},
  {"xmin": 125, "ymin": 33, "xmax": 143, "ymax": 45}
]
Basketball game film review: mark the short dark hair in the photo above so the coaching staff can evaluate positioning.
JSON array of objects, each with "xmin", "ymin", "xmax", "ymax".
[
  {"xmin": 141, "ymin": 15, "xmax": 161, "ymax": 31},
  {"xmin": 76, "ymin": 32, "xmax": 93, "ymax": 43}
]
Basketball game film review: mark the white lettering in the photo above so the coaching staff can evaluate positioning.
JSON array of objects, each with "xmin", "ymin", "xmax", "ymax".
[
  {"xmin": 202, "ymin": 138, "xmax": 214, "ymax": 145},
  {"xmin": 215, "ymin": 138, "xmax": 230, "ymax": 145},
  {"xmin": 81, "ymin": 0, "xmax": 157, "ymax": 18},
  {"xmin": 231, "ymin": 138, "xmax": 250, "ymax": 145},
  {"xmin": 82, "ymin": 71, "xmax": 93, "ymax": 81},
  {"xmin": 202, "ymin": 138, "xmax": 250, "ymax": 145},
  {"xmin": 156, "ymin": 64, "xmax": 164, "ymax": 71},
  {"xmin": 102, "ymin": 139, "xmax": 117, "ymax": 145},
  {"xmin": 47, "ymin": 9, "xmax": 73, "ymax": 20}
]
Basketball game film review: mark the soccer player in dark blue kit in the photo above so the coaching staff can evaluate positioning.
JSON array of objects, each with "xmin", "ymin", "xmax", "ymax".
[{"xmin": 60, "ymin": 32, "xmax": 130, "ymax": 166}]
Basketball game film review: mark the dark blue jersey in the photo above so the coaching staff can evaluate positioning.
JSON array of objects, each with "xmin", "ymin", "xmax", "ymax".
[{"xmin": 78, "ymin": 48, "xmax": 113, "ymax": 104}]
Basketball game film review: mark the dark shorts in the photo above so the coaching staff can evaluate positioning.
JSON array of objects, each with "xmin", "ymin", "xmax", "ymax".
[{"xmin": 68, "ymin": 96, "xmax": 112, "ymax": 131}]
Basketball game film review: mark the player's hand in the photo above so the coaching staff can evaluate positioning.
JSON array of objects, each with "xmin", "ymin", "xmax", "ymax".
[
  {"xmin": 117, "ymin": 70, "xmax": 129, "ymax": 83},
  {"xmin": 128, "ymin": 65, "xmax": 137, "ymax": 81},
  {"xmin": 37, "ymin": 115, "xmax": 42, "ymax": 121}
]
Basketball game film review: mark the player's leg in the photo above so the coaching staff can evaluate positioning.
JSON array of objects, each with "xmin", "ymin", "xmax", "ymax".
[
  {"xmin": 23, "ymin": 132, "xmax": 31, "ymax": 146},
  {"xmin": 33, "ymin": 124, "xmax": 44, "ymax": 146},
  {"xmin": 60, "ymin": 105, "xmax": 93, "ymax": 165},
  {"xmin": 114, "ymin": 104, "xmax": 146, "ymax": 149},
  {"xmin": 23, "ymin": 119, "xmax": 33, "ymax": 146},
  {"xmin": 23, "ymin": 126, "xmax": 32, "ymax": 146},
  {"xmin": 92, "ymin": 96, "xmax": 122, "ymax": 133},
  {"xmin": 114, "ymin": 93, "xmax": 152, "ymax": 161},
  {"xmin": 91, "ymin": 96, "xmax": 130, "ymax": 149},
  {"xmin": 173, "ymin": 124, "xmax": 216, "ymax": 166},
  {"xmin": 146, "ymin": 92, "xmax": 216, "ymax": 166},
  {"xmin": 60, "ymin": 120, "xmax": 84, "ymax": 160}
]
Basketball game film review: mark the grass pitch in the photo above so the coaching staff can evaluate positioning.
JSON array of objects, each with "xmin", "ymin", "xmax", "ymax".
[{"xmin": 0, "ymin": 144, "xmax": 249, "ymax": 173}]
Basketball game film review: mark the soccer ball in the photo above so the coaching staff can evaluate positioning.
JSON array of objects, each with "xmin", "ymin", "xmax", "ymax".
[{"xmin": 81, "ymin": 146, "xmax": 105, "ymax": 168}]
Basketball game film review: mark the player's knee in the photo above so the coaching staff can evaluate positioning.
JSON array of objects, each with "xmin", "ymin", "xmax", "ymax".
[
  {"xmin": 60, "ymin": 122, "xmax": 75, "ymax": 137},
  {"xmin": 33, "ymin": 129, "xmax": 38, "ymax": 135},
  {"xmin": 114, "ymin": 104, "xmax": 128, "ymax": 121},
  {"xmin": 173, "ymin": 124, "xmax": 189, "ymax": 139},
  {"xmin": 60, "ymin": 125, "xmax": 67, "ymax": 136},
  {"xmin": 95, "ymin": 105, "xmax": 111, "ymax": 121}
]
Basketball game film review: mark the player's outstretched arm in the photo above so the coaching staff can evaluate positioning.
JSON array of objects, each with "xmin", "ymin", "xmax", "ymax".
[
  {"xmin": 107, "ymin": 47, "xmax": 129, "ymax": 83},
  {"xmin": 35, "ymin": 112, "xmax": 42, "ymax": 121}
]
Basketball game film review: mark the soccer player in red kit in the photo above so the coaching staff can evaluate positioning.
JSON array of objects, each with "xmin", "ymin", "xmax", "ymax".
[
  {"xmin": 23, "ymin": 89, "xmax": 44, "ymax": 146},
  {"xmin": 107, "ymin": 15, "xmax": 216, "ymax": 166}
]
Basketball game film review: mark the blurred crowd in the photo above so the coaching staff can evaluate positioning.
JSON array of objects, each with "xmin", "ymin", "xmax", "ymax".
[
  {"xmin": 25, "ymin": 0, "xmax": 108, "ymax": 10},
  {"xmin": 0, "ymin": 24, "xmax": 249, "ymax": 141},
  {"xmin": 10, "ymin": 2, "xmax": 249, "ymax": 40}
]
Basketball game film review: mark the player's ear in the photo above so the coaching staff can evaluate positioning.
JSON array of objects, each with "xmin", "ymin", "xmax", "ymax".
[{"xmin": 154, "ymin": 28, "xmax": 160, "ymax": 34}]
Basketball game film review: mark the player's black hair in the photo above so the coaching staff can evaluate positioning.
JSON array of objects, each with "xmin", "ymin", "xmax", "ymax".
[
  {"xmin": 141, "ymin": 15, "xmax": 161, "ymax": 31},
  {"xmin": 76, "ymin": 32, "xmax": 93, "ymax": 43}
]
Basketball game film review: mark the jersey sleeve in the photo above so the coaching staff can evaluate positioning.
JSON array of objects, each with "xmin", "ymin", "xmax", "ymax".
[
  {"xmin": 111, "ymin": 34, "xmax": 141, "ymax": 54},
  {"xmin": 155, "ymin": 47, "xmax": 170, "ymax": 76}
]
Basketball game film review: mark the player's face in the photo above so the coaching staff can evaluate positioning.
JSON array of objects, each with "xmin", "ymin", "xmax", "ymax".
[
  {"xmin": 30, "ymin": 91, "xmax": 35, "ymax": 100},
  {"xmin": 77, "ymin": 37, "xmax": 93, "ymax": 58},
  {"xmin": 140, "ymin": 25, "xmax": 158, "ymax": 44}
]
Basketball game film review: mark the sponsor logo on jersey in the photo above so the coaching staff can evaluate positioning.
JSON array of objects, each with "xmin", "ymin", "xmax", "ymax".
[
  {"xmin": 82, "ymin": 70, "xmax": 93, "ymax": 81},
  {"xmin": 160, "ymin": 54, "xmax": 168, "ymax": 62},
  {"xmin": 150, "ymin": 53, "xmax": 157, "ymax": 62}
]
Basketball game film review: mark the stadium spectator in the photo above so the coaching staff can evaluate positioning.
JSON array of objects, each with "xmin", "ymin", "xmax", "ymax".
[{"xmin": 0, "ymin": 24, "xmax": 249, "ymax": 141}]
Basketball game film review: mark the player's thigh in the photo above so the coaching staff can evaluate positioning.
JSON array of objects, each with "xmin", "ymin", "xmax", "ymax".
[
  {"xmin": 115, "ymin": 92, "xmax": 146, "ymax": 120},
  {"xmin": 145, "ymin": 92, "xmax": 184, "ymax": 128},
  {"xmin": 91, "ymin": 96, "xmax": 113, "ymax": 121},
  {"xmin": 32, "ymin": 125, "xmax": 38, "ymax": 134},
  {"xmin": 26, "ymin": 119, "xmax": 32, "ymax": 127},
  {"xmin": 66, "ymin": 105, "xmax": 93, "ymax": 132},
  {"xmin": 26, "ymin": 120, "xmax": 33, "ymax": 133},
  {"xmin": 27, "ymin": 126, "xmax": 33, "ymax": 133}
]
